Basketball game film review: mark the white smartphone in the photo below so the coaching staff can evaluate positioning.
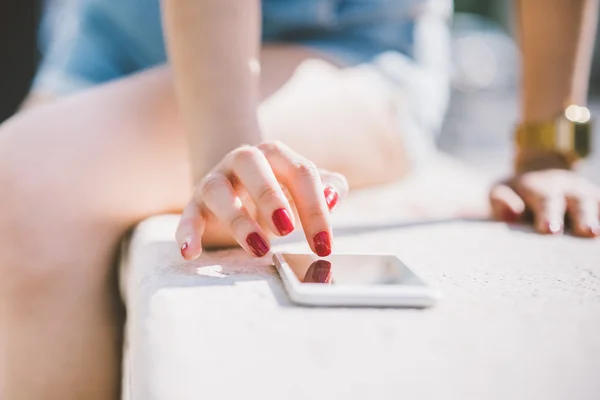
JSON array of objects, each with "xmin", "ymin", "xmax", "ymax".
[{"xmin": 273, "ymin": 253, "xmax": 440, "ymax": 308}]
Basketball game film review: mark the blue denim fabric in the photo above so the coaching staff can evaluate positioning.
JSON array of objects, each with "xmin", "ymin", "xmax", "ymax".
[
  {"xmin": 34, "ymin": 0, "xmax": 452, "ymax": 151},
  {"xmin": 35, "ymin": 0, "xmax": 447, "ymax": 88}
]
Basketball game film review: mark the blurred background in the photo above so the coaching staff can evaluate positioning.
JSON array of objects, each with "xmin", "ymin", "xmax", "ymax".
[{"xmin": 1, "ymin": 0, "xmax": 599, "ymax": 181}]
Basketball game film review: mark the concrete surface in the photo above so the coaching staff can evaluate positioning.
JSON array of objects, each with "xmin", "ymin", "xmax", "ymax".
[{"xmin": 120, "ymin": 156, "xmax": 600, "ymax": 400}]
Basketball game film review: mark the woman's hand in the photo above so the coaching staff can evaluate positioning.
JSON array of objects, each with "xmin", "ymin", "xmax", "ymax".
[
  {"xmin": 176, "ymin": 141, "xmax": 349, "ymax": 259},
  {"xmin": 490, "ymin": 167, "xmax": 600, "ymax": 237}
]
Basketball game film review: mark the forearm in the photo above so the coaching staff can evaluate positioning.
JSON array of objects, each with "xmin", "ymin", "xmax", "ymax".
[
  {"xmin": 162, "ymin": 0, "xmax": 262, "ymax": 179},
  {"xmin": 516, "ymin": 0, "xmax": 598, "ymax": 170}
]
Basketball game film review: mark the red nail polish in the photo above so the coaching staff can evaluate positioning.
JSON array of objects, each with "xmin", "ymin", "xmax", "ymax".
[
  {"xmin": 313, "ymin": 231, "xmax": 331, "ymax": 257},
  {"xmin": 272, "ymin": 208, "xmax": 294, "ymax": 236},
  {"xmin": 324, "ymin": 186, "xmax": 339, "ymax": 211},
  {"xmin": 312, "ymin": 260, "xmax": 333, "ymax": 283},
  {"xmin": 180, "ymin": 242, "xmax": 190, "ymax": 259},
  {"xmin": 246, "ymin": 232, "xmax": 269, "ymax": 257}
]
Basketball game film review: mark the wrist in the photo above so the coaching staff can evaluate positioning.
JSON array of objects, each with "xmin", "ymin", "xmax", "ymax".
[
  {"xmin": 189, "ymin": 117, "xmax": 263, "ymax": 180},
  {"xmin": 514, "ymin": 149, "xmax": 574, "ymax": 174},
  {"xmin": 514, "ymin": 104, "xmax": 592, "ymax": 174}
]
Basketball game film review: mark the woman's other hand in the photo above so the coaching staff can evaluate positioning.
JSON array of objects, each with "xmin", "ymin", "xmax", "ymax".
[
  {"xmin": 176, "ymin": 141, "xmax": 349, "ymax": 259},
  {"xmin": 490, "ymin": 166, "xmax": 600, "ymax": 238}
]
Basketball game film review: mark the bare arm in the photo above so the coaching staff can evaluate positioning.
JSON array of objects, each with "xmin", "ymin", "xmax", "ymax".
[
  {"xmin": 516, "ymin": 0, "xmax": 599, "ymax": 171},
  {"xmin": 490, "ymin": 0, "xmax": 600, "ymax": 237},
  {"xmin": 162, "ymin": 0, "xmax": 262, "ymax": 180}
]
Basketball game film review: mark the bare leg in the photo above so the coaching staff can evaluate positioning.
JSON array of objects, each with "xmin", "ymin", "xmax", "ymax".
[{"xmin": 0, "ymin": 46, "xmax": 409, "ymax": 399}]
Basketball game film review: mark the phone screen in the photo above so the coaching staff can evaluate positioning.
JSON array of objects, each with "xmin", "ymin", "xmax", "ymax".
[{"xmin": 281, "ymin": 254, "xmax": 426, "ymax": 286}]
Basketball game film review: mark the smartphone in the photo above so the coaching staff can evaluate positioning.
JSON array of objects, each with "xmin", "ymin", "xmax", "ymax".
[{"xmin": 273, "ymin": 253, "xmax": 440, "ymax": 308}]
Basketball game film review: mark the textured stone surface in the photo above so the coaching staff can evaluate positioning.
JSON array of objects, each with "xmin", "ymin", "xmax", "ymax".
[{"xmin": 120, "ymin": 157, "xmax": 600, "ymax": 400}]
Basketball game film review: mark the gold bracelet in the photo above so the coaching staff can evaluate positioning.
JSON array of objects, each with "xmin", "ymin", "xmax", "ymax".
[{"xmin": 515, "ymin": 105, "xmax": 592, "ymax": 164}]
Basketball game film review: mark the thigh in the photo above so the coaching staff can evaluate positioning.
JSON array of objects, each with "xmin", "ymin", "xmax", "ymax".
[{"xmin": 0, "ymin": 68, "xmax": 189, "ymax": 290}]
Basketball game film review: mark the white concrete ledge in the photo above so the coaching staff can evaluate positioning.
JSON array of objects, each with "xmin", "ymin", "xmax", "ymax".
[{"xmin": 120, "ymin": 158, "xmax": 600, "ymax": 400}]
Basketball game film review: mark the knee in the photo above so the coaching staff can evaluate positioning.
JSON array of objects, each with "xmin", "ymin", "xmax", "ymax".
[
  {"xmin": 0, "ymin": 162, "xmax": 35, "ymax": 292},
  {"xmin": 0, "ymin": 155, "xmax": 70, "ymax": 298},
  {"xmin": 0, "ymin": 116, "xmax": 116, "ymax": 305}
]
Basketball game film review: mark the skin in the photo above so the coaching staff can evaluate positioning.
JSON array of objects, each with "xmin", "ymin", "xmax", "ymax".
[
  {"xmin": 490, "ymin": 0, "xmax": 600, "ymax": 237},
  {"xmin": 0, "ymin": 46, "xmax": 402, "ymax": 400},
  {"xmin": 162, "ymin": 0, "xmax": 263, "ymax": 176},
  {"xmin": 161, "ymin": 0, "xmax": 404, "ymax": 256},
  {"xmin": 0, "ymin": 0, "xmax": 598, "ymax": 399}
]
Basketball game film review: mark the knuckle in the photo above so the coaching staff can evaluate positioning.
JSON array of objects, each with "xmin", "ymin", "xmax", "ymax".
[
  {"xmin": 518, "ymin": 174, "xmax": 544, "ymax": 192},
  {"xmin": 569, "ymin": 184, "xmax": 594, "ymax": 201},
  {"xmin": 198, "ymin": 174, "xmax": 228, "ymax": 200},
  {"xmin": 290, "ymin": 160, "xmax": 319, "ymax": 181},
  {"xmin": 523, "ymin": 186, "xmax": 551, "ymax": 204},
  {"xmin": 258, "ymin": 140, "xmax": 286, "ymax": 156},
  {"xmin": 229, "ymin": 212, "xmax": 249, "ymax": 232},
  {"xmin": 299, "ymin": 203, "xmax": 326, "ymax": 222},
  {"xmin": 257, "ymin": 184, "xmax": 281, "ymax": 204},
  {"xmin": 570, "ymin": 196, "xmax": 596, "ymax": 212},
  {"xmin": 570, "ymin": 193, "xmax": 588, "ymax": 205},
  {"xmin": 231, "ymin": 145, "xmax": 261, "ymax": 167}
]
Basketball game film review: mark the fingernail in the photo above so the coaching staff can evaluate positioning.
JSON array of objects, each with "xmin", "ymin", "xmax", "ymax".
[
  {"xmin": 501, "ymin": 208, "xmax": 520, "ymax": 223},
  {"xmin": 312, "ymin": 260, "xmax": 333, "ymax": 283},
  {"xmin": 313, "ymin": 231, "xmax": 331, "ymax": 257},
  {"xmin": 180, "ymin": 241, "xmax": 190, "ymax": 259},
  {"xmin": 548, "ymin": 220, "xmax": 564, "ymax": 235},
  {"xmin": 588, "ymin": 224, "xmax": 600, "ymax": 237},
  {"xmin": 246, "ymin": 232, "xmax": 269, "ymax": 257},
  {"xmin": 272, "ymin": 208, "xmax": 294, "ymax": 236},
  {"xmin": 324, "ymin": 186, "xmax": 339, "ymax": 211}
]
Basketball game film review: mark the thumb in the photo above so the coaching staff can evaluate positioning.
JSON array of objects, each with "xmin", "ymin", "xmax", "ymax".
[
  {"xmin": 489, "ymin": 183, "xmax": 526, "ymax": 222},
  {"xmin": 175, "ymin": 200, "xmax": 206, "ymax": 260},
  {"xmin": 319, "ymin": 169, "xmax": 349, "ymax": 212}
]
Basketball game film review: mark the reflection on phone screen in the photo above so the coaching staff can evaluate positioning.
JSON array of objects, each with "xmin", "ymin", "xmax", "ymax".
[
  {"xmin": 303, "ymin": 260, "xmax": 333, "ymax": 284},
  {"xmin": 283, "ymin": 254, "xmax": 425, "ymax": 287}
]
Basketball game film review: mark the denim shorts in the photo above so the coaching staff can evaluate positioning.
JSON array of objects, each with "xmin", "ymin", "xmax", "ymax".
[{"xmin": 34, "ymin": 0, "xmax": 452, "ymax": 164}]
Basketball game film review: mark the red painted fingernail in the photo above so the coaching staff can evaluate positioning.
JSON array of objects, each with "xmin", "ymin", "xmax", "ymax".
[
  {"xmin": 324, "ymin": 186, "xmax": 339, "ymax": 211},
  {"xmin": 313, "ymin": 231, "xmax": 331, "ymax": 257},
  {"xmin": 246, "ymin": 232, "xmax": 269, "ymax": 257},
  {"xmin": 272, "ymin": 208, "xmax": 294, "ymax": 236},
  {"xmin": 501, "ymin": 208, "xmax": 520, "ymax": 223},
  {"xmin": 548, "ymin": 220, "xmax": 563, "ymax": 235},
  {"xmin": 180, "ymin": 242, "xmax": 190, "ymax": 259},
  {"xmin": 312, "ymin": 260, "xmax": 333, "ymax": 283}
]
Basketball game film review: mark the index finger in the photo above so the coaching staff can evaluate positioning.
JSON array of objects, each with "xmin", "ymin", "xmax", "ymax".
[{"xmin": 258, "ymin": 142, "xmax": 332, "ymax": 257}]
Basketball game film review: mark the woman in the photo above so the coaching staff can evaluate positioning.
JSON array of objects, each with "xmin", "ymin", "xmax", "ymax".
[{"xmin": 0, "ymin": 0, "xmax": 598, "ymax": 398}]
